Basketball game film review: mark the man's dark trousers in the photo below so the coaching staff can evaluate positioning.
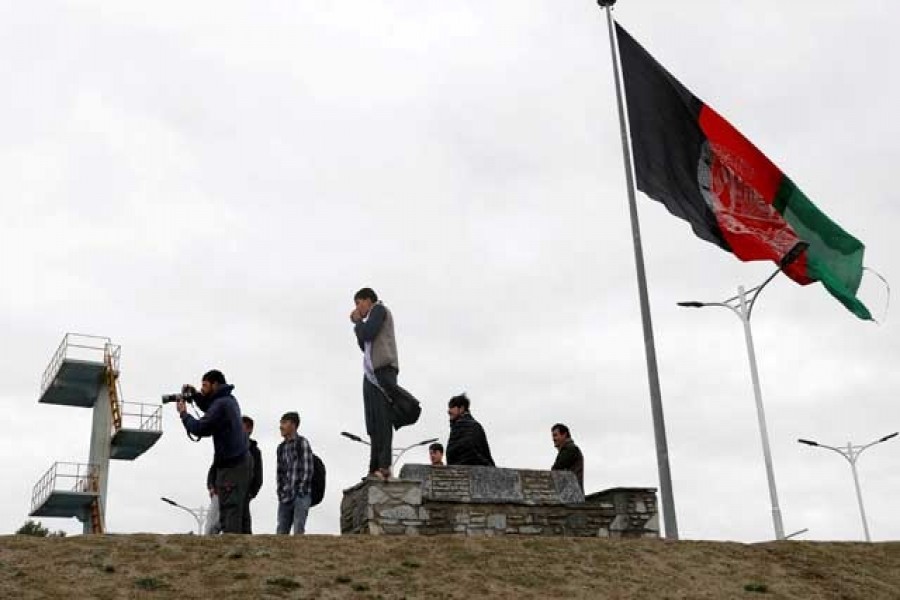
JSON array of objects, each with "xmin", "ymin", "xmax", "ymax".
[
  {"xmin": 215, "ymin": 452, "xmax": 252, "ymax": 533},
  {"xmin": 241, "ymin": 453, "xmax": 254, "ymax": 534},
  {"xmin": 363, "ymin": 376, "xmax": 394, "ymax": 473}
]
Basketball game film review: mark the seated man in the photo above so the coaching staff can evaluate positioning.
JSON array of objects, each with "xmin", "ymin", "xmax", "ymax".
[
  {"xmin": 446, "ymin": 394, "xmax": 495, "ymax": 467},
  {"xmin": 428, "ymin": 442, "xmax": 444, "ymax": 466},
  {"xmin": 550, "ymin": 423, "xmax": 584, "ymax": 490}
]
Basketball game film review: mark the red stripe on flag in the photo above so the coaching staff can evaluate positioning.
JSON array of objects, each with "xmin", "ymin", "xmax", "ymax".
[
  {"xmin": 697, "ymin": 105, "xmax": 812, "ymax": 283},
  {"xmin": 698, "ymin": 105, "xmax": 783, "ymax": 202}
]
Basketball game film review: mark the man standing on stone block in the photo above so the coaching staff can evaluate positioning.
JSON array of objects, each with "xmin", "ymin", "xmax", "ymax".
[
  {"xmin": 350, "ymin": 287, "xmax": 421, "ymax": 480},
  {"xmin": 551, "ymin": 423, "xmax": 584, "ymax": 491},
  {"xmin": 446, "ymin": 393, "xmax": 495, "ymax": 467}
]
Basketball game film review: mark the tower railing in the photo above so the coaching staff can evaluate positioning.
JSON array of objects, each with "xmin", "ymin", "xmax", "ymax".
[
  {"xmin": 119, "ymin": 402, "xmax": 163, "ymax": 432},
  {"xmin": 31, "ymin": 462, "xmax": 100, "ymax": 513},
  {"xmin": 40, "ymin": 334, "xmax": 112, "ymax": 396}
]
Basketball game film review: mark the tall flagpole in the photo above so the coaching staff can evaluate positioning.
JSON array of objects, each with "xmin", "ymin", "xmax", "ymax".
[{"xmin": 598, "ymin": 0, "xmax": 679, "ymax": 540}]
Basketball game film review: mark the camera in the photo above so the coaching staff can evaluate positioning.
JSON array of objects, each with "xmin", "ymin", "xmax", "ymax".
[{"xmin": 161, "ymin": 387, "xmax": 199, "ymax": 404}]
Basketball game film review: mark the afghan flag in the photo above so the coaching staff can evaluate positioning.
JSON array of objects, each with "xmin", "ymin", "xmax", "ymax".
[{"xmin": 615, "ymin": 23, "xmax": 871, "ymax": 320}]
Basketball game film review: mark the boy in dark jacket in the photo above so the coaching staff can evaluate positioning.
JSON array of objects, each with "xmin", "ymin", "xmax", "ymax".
[{"xmin": 446, "ymin": 394, "xmax": 495, "ymax": 467}]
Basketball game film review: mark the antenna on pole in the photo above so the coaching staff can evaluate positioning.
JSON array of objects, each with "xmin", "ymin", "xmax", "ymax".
[{"xmin": 597, "ymin": 0, "xmax": 679, "ymax": 539}]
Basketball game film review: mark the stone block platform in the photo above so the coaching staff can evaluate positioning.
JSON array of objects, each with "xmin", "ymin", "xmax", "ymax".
[{"xmin": 340, "ymin": 464, "xmax": 658, "ymax": 538}]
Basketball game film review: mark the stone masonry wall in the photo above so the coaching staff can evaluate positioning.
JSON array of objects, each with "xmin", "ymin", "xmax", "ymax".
[
  {"xmin": 340, "ymin": 465, "xmax": 659, "ymax": 538},
  {"xmin": 341, "ymin": 478, "xmax": 426, "ymax": 535}
]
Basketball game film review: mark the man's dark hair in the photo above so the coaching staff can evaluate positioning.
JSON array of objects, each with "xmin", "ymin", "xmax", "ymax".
[
  {"xmin": 448, "ymin": 393, "xmax": 470, "ymax": 411},
  {"xmin": 551, "ymin": 423, "xmax": 571, "ymax": 438},
  {"xmin": 354, "ymin": 287, "xmax": 378, "ymax": 303},
  {"xmin": 429, "ymin": 442, "xmax": 444, "ymax": 453},
  {"xmin": 242, "ymin": 415, "xmax": 254, "ymax": 429},
  {"xmin": 202, "ymin": 369, "xmax": 227, "ymax": 385},
  {"xmin": 281, "ymin": 411, "xmax": 300, "ymax": 427}
]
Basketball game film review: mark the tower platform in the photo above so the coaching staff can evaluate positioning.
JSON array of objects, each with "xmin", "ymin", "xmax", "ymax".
[
  {"xmin": 111, "ymin": 402, "xmax": 163, "ymax": 460},
  {"xmin": 29, "ymin": 462, "xmax": 98, "ymax": 520},
  {"xmin": 38, "ymin": 334, "xmax": 111, "ymax": 407}
]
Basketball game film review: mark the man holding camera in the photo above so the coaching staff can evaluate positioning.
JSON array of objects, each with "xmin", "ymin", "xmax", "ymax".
[{"xmin": 176, "ymin": 370, "xmax": 251, "ymax": 534}]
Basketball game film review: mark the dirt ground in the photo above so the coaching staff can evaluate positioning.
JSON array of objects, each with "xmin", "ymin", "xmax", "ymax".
[{"xmin": 1, "ymin": 534, "xmax": 899, "ymax": 599}]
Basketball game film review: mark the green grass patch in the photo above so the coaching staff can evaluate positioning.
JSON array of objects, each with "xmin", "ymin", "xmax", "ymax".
[
  {"xmin": 134, "ymin": 577, "xmax": 168, "ymax": 591},
  {"xmin": 743, "ymin": 582, "xmax": 769, "ymax": 593},
  {"xmin": 266, "ymin": 576, "xmax": 301, "ymax": 590}
]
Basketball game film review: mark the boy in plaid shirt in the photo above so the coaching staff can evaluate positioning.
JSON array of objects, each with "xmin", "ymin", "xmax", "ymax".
[{"xmin": 276, "ymin": 411, "xmax": 314, "ymax": 534}]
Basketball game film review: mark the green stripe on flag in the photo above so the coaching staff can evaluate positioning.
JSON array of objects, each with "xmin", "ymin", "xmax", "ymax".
[{"xmin": 773, "ymin": 178, "xmax": 871, "ymax": 320}]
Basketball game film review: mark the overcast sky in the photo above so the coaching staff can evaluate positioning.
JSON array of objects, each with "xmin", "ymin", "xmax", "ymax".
[{"xmin": 2, "ymin": 0, "xmax": 898, "ymax": 542}]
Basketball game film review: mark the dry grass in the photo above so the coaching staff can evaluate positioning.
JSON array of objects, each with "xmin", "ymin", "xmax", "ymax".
[{"xmin": 1, "ymin": 534, "xmax": 899, "ymax": 599}]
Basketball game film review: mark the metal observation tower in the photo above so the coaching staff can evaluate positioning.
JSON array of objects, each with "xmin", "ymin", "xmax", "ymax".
[{"xmin": 28, "ymin": 334, "xmax": 163, "ymax": 534}]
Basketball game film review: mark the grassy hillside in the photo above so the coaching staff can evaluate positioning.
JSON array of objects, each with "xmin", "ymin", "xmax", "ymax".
[{"xmin": 2, "ymin": 534, "xmax": 899, "ymax": 599}]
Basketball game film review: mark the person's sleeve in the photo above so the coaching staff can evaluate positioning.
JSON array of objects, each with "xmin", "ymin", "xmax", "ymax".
[
  {"xmin": 288, "ymin": 441, "xmax": 299, "ymax": 497},
  {"xmin": 181, "ymin": 401, "xmax": 223, "ymax": 437},
  {"xmin": 207, "ymin": 463, "xmax": 216, "ymax": 491},
  {"xmin": 274, "ymin": 445, "xmax": 282, "ymax": 500},
  {"xmin": 446, "ymin": 426, "xmax": 460, "ymax": 465},
  {"xmin": 298, "ymin": 439, "xmax": 314, "ymax": 495},
  {"xmin": 251, "ymin": 446, "xmax": 263, "ymax": 499},
  {"xmin": 354, "ymin": 304, "xmax": 386, "ymax": 344},
  {"xmin": 553, "ymin": 445, "xmax": 577, "ymax": 471},
  {"xmin": 477, "ymin": 424, "xmax": 495, "ymax": 467}
]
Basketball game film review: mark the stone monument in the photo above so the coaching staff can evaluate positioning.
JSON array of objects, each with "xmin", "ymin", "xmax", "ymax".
[{"xmin": 341, "ymin": 464, "xmax": 658, "ymax": 538}]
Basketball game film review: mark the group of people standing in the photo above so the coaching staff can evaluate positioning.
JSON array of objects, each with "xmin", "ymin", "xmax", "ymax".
[
  {"xmin": 176, "ymin": 376, "xmax": 318, "ymax": 535},
  {"xmin": 173, "ymin": 286, "xmax": 585, "ymax": 535},
  {"xmin": 351, "ymin": 287, "xmax": 585, "ymax": 489}
]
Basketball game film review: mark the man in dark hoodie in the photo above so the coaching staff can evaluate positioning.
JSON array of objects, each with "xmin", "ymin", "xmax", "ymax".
[
  {"xmin": 446, "ymin": 393, "xmax": 495, "ymax": 467},
  {"xmin": 178, "ymin": 370, "xmax": 250, "ymax": 534}
]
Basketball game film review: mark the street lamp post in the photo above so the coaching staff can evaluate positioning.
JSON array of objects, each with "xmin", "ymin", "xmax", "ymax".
[
  {"xmin": 798, "ymin": 432, "xmax": 898, "ymax": 542},
  {"xmin": 341, "ymin": 432, "xmax": 439, "ymax": 470},
  {"xmin": 160, "ymin": 497, "xmax": 207, "ymax": 535},
  {"xmin": 678, "ymin": 242, "xmax": 808, "ymax": 541}
]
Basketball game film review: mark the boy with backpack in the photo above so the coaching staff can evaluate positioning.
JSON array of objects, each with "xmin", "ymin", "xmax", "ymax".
[{"xmin": 276, "ymin": 411, "xmax": 315, "ymax": 534}]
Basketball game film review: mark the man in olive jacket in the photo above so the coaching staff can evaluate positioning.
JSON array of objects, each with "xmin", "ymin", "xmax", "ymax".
[
  {"xmin": 446, "ymin": 393, "xmax": 495, "ymax": 467},
  {"xmin": 551, "ymin": 423, "xmax": 584, "ymax": 491}
]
